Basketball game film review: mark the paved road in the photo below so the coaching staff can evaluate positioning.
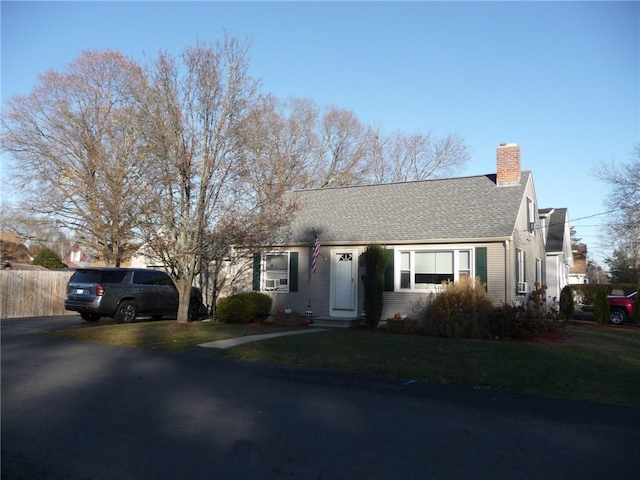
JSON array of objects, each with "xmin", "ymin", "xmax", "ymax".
[{"xmin": 2, "ymin": 316, "xmax": 639, "ymax": 480}]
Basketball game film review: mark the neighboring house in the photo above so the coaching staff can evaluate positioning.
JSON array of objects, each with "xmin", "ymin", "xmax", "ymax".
[
  {"xmin": 245, "ymin": 143, "xmax": 547, "ymax": 320},
  {"xmin": 129, "ymin": 244, "xmax": 160, "ymax": 269},
  {"xmin": 0, "ymin": 232, "xmax": 33, "ymax": 266},
  {"xmin": 539, "ymin": 208, "xmax": 573, "ymax": 303},
  {"xmin": 62, "ymin": 243, "xmax": 94, "ymax": 269},
  {"xmin": 62, "ymin": 242, "xmax": 139, "ymax": 268},
  {"xmin": 569, "ymin": 244, "xmax": 588, "ymax": 285}
]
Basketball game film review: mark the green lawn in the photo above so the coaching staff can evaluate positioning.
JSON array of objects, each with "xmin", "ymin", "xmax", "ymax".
[{"xmin": 45, "ymin": 321, "xmax": 640, "ymax": 406}]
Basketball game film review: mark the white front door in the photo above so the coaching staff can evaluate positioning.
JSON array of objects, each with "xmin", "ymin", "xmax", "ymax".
[{"xmin": 330, "ymin": 250, "xmax": 357, "ymax": 317}]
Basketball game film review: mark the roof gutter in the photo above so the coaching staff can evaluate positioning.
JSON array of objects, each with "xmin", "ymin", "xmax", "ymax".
[{"xmin": 285, "ymin": 236, "xmax": 514, "ymax": 247}]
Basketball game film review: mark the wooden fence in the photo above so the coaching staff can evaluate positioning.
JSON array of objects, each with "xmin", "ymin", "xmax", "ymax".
[{"xmin": 0, "ymin": 270, "xmax": 75, "ymax": 319}]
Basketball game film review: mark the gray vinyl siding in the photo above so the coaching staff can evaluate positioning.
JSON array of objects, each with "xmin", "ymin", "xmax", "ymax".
[
  {"xmin": 546, "ymin": 256, "xmax": 560, "ymax": 302},
  {"xmin": 260, "ymin": 242, "xmax": 509, "ymax": 319},
  {"xmin": 271, "ymin": 245, "xmax": 333, "ymax": 317},
  {"xmin": 486, "ymin": 242, "xmax": 507, "ymax": 305},
  {"xmin": 510, "ymin": 177, "xmax": 547, "ymax": 303}
]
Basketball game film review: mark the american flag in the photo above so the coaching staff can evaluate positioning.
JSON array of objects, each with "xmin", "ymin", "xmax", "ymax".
[{"xmin": 312, "ymin": 233, "xmax": 321, "ymax": 273}]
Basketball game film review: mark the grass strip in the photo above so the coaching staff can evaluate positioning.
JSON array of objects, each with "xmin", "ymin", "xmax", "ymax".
[{"xmin": 44, "ymin": 322, "xmax": 640, "ymax": 406}]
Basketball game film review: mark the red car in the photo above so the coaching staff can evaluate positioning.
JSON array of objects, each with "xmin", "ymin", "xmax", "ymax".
[{"xmin": 607, "ymin": 291, "xmax": 637, "ymax": 324}]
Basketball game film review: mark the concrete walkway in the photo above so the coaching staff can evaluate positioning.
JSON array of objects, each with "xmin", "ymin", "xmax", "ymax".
[{"xmin": 198, "ymin": 328, "xmax": 329, "ymax": 349}]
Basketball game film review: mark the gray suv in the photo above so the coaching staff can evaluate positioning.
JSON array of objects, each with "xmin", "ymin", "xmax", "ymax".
[{"xmin": 65, "ymin": 267, "xmax": 204, "ymax": 323}]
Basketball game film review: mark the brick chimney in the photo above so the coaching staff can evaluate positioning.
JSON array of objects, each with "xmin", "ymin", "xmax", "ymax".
[{"xmin": 496, "ymin": 143, "xmax": 521, "ymax": 186}]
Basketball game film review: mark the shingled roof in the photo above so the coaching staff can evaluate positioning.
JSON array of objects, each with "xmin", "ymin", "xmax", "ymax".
[
  {"xmin": 0, "ymin": 232, "xmax": 32, "ymax": 263},
  {"xmin": 287, "ymin": 171, "xmax": 532, "ymax": 245},
  {"xmin": 543, "ymin": 208, "xmax": 568, "ymax": 253}
]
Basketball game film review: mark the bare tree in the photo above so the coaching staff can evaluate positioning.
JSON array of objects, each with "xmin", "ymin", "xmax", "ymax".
[
  {"xmin": 1, "ymin": 51, "xmax": 148, "ymax": 266},
  {"xmin": 314, "ymin": 106, "xmax": 371, "ymax": 187},
  {"xmin": 240, "ymin": 95, "xmax": 471, "ymax": 189},
  {"xmin": 597, "ymin": 144, "xmax": 640, "ymax": 278},
  {"xmin": 599, "ymin": 144, "xmax": 640, "ymax": 228},
  {"xmin": 136, "ymin": 38, "xmax": 293, "ymax": 323},
  {"xmin": 0, "ymin": 204, "xmax": 73, "ymax": 258},
  {"xmin": 369, "ymin": 131, "xmax": 470, "ymax": 183},
  {"xmin": 236, "ymin": 94, "xmax": 314, "ymax": 199}
]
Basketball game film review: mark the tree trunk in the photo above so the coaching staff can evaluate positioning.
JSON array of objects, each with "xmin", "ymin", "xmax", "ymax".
[{"xmin": 175, "ymin": 279, "xmax": 192, "ymax": 323}]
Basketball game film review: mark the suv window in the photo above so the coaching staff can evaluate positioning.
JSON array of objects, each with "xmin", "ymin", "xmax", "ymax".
[
  {"xmin": 155, "ymin": 273, "xmax": 174, "ymax": 286},
  {"xmin": 101, "ymin": 271, "xmax": 127, "ymax": 283},
  {"xmin": 71, "ymin": 271, "xmax": 102, "ymax": 283},
  {"xmin": 132, "ymin": 270, "xmax": 172, "ymax": 286},
  {"xmin": 70, "ymin": 270, "xmax": 127, "ymax": 284},
  {"xmin": 133, "ymin": 270, "xmax": 158, "ymax": 285}
]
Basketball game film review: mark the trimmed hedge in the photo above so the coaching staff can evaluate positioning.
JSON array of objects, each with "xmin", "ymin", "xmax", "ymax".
[{"xmin": 216, "ymin": 292, "xmax": 273, "ymax": 324}]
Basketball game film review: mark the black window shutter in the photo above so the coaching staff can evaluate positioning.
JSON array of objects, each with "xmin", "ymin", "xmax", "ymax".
[
  {"xmin": 252, "ymin": 254, "xmax": 261, "ymax": 291},
  {"xmin": 384, "ymin": 249, "xmax": 394, "ymax": 292},
  {"xmin": 475, "ymin": 247, "xmax": 487, "ymax": 289},
  {"xmin": 289, "ymin": 252, "xmax": 298, "ymax": 292}
]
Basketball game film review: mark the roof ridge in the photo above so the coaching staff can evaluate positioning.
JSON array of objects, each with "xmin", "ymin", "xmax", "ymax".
[{"xmin": 293, "ymin": 170, "xmax": 533, "ymax": 193}]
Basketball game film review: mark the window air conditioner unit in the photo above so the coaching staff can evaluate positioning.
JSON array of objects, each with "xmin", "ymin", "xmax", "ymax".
[
  {"xmin": 265, "ymin": 279, "xmax": 276, "ymax": 289},
  {"xmin": 517, "ymin": 282, "xmax": 529, "ymax": 294}
]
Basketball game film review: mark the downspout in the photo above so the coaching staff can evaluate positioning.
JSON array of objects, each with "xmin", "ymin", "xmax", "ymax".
[{"xmin": 504, "ymin": 239, "xmax": 511, "ymax": 305}]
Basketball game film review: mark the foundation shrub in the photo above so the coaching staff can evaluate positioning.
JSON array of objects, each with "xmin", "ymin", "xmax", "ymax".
[
  {"xmin": 559, "ymin": 285, "xmax": 575, "ymax": 319},
  {"xmin": 419, "ymin": 277, "xmax": 493, "ymax": 339},
  {"xmin": 488, "ymin": 283, "xmax": 564, "ymax": 341},
  {"xmin": 487, "ymin": 304, "xmax": 562, "ymax": 340},
  {"xmin": 363, "ymin": 244, "xmax": 388, "ymax": 330},
  {"xmin": 216, "ymin": 292, "xmax": 273, "ymax": 324},
  {"xmin": 592, "ymin": 289, "xmax": 611, "ymax": 325}
]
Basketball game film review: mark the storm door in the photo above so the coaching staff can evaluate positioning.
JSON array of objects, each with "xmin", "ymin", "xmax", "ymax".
[{"xmin": 330, "ymin": 250, "xmax": 357, "ymax": 317}]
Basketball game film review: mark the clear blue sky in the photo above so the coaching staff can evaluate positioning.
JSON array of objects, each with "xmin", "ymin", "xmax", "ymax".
[{"xmin": 2, "ymin": 1, "xmax": 638, "ymax": 265}]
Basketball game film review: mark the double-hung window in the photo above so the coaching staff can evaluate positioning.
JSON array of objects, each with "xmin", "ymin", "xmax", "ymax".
[
  {"xmin": 263, "ymin": 252, "xmax": 290, "ymax": 292},
  {"xmin": 398, "ymin": 248, "xmax": 473, "ymax": 291},
  {"xmin": 527, "ymin": 197, "xmax": 535, "ymax": 234},
  {"xmin": 516, "ymin": 249, "xmax": 525, "ymax": 284}
]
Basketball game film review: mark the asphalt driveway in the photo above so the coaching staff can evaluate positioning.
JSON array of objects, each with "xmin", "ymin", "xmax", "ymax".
[{"xmin": 2, "ymin": 316, "xmax": 639, "ymax": 480}]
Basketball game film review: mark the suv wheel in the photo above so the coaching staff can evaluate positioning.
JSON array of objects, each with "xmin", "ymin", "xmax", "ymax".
[
  {"xmin": 115, "ymin": 300, "xmax": 138, "ymax": 323},
  {"xmin": 81, "ymin": 313, "xmax": 101, "ymax": 322},
  {"xmin": 610, "ymin": 309, "xmax": 627, "ymax": 325}
]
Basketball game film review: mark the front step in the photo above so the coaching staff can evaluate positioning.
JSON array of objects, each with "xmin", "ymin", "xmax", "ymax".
[{"xmin": 309, "ymin": 316, "xmax": 360, "ymax": 329}]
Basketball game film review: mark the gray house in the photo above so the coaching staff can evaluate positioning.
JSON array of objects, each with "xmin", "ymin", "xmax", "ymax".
[
  {"xmin": 539, "ymin": 207, "xmax": 573, "ymax": 305},
  {"xmin": 249, "ymin": 143, "xmax": 547, "ymax": 321}
]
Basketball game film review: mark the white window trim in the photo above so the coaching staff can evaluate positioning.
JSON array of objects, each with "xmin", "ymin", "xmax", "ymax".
[
  {"xmin": 395, "ymin": 246, "xmax": 474, "ymax": 293},
  {"xmin": 262, "ymin": 251, "xmax": 291, "ymax": 293},
  {"xmin": 517, "ymin": 248, "xmax": 525, "ymax": 284}
]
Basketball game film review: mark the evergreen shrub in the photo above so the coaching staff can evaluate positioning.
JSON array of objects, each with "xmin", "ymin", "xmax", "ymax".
[
  {"xmin": 559, "ymin": 285, "xmax": 575, "ymax": 319},
  {"xmin": 216, "ymin": 292, "xmax": 273, "ymax": 324},
  {"xmin": 362, "ymin": 244, "xmax": 388, "ymax": 330},
  {"xmin": 592, "ymin": 289, "xmax": 611, "ymax": 325},
  {"xmin": 31, "ymin": 248, "xmax": 65, "ymax": 270}
]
